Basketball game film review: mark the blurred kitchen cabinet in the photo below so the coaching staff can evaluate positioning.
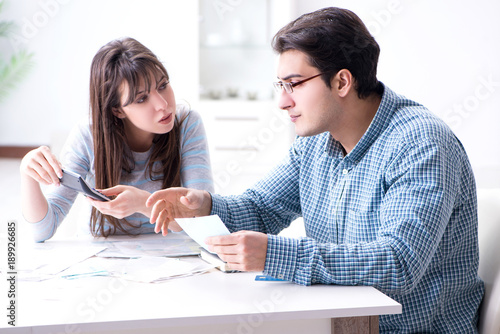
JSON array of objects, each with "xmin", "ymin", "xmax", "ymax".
[
  {"xmin": 197, "ymin": 0, "xmax": 295, "ymax": 194},
  {"xmin": 198, "ymin": 100, "xmax": 294, "ymax": 195}
]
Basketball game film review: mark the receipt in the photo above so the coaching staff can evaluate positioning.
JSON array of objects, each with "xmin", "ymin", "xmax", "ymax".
[{"xmin": 174, "ymin": 215, "xmax": 230, "ymax": 253}]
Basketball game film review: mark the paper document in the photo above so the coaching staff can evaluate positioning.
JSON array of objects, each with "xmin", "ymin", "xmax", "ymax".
[
  {"xmin": 17, "ymin": 243, "xmax": 106, "ymax": 281},
  {"xmin": 175, "ymin": 215, "xmax": 230, "ymax": 253},
  {"xmin": 200, "ymin": 248, "xmax": 236, "ymax": 273},
  {"xmin": 59, "ymin": 256, "xmax": 214, "ymax": 283},
  {"xmin": 93, "ymin": 231, "xmax": 200, "ymax": 258},
  {"xmin": 119, "ymin": 256, "xmax": 214, "ymax": 283}
]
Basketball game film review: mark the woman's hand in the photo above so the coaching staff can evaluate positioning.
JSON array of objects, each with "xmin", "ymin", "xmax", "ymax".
[
  {"xmin": 88, "ymin": 185, "xmax": 152, "ymax": 220},
  {"xmin": 20, "ymin": 146, "xmax": 63, "ymax": 223},
  {"xmin": 20, "ymin": 146, "xmax": 62, "ymax": 186}
]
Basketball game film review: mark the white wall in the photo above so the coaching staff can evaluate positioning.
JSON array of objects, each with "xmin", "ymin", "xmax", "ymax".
[{"xmin": 1, "ymin": 0, "xmax": 499, "ymax": 188}]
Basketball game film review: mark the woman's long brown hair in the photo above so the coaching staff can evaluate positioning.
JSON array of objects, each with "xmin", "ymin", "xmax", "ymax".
[{"xmin": 89, "ymin": 37, "xmax": 184, "ymax": 237}]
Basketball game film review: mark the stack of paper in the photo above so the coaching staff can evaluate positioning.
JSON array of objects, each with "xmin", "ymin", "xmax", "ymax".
[
  {"xmin": 17, "ymin": 244, "xmax": 106, "ymax": 281},
  {"xmin": 119, "ymin": 256, "xmax": 214, "ymax": 283},
  {"xmin": 199, "ymin": 249, "xmax": 237, "ymax": 273},
  {"xmin": 13, "ymin": 215, "xmax": 234, "ymax": 283},
  {"xmin": 93, "ymin": 231, "xmax": 201, "ymax": 258},
  {"xmin": 60, "ymin": 256, "xmax": 214, "ymax": 283}
]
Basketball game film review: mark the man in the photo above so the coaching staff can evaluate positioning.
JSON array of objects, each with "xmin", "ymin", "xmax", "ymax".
[{"xmin": 147, "ymin": 7, "xmax": 484, "ymax": 333}]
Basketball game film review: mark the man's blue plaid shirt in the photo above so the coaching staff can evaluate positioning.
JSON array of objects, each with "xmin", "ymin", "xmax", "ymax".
[{"xmin": 211, "ymin": 84, "xmax": 484, "ymax": 333}]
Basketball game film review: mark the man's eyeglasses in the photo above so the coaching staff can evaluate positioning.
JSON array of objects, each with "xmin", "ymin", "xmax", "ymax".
[{"xmin": 273, "ymin": 73, "xmax": 325, "ymax": 94}]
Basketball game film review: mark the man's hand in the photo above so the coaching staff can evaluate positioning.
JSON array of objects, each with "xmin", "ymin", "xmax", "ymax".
[
  {"xmin": 146, "ymin": 187, "xmax": 212, "ymax": 236},
  {"xmin": 205, "ymin": 231, "xmax": 268, "ymax": 272}
]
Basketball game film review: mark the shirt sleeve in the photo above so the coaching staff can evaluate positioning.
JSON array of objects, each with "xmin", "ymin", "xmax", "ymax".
[
  {"xmin": 29, "ymin": 121, "xmax": 94, "ymax": 242},
  {"xmin": 179, "ymin": 109, "xmax": 214, "ymax": 192},
  {"xmin": 210, "ymin": 138, "xmax": 303, "ymax": 242},
  {"xmin": 265, "ymin": 135, "xmax": 474, "ymax": 290},
  {"xmin": 213, "ymin": 129, "xmax": 476, "ymax": 292}
]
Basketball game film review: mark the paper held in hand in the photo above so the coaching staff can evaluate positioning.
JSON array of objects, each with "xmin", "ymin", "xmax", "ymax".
[
  {"xmin": 175, "ymin": 215, "xmax": 236, "ymax": 272},
  {"xmin": 174, "ymin": 215, "xmax": 231, "ymax": 253}
]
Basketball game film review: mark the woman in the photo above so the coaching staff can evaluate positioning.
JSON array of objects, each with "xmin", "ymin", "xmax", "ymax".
[{"xmin": 20, "ymin": 37, "xmax": 213, "ymax": 242}]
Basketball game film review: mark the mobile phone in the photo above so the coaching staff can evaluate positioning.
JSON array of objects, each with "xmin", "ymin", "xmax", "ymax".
[{"xmin": 59, "ymin": 169, "xmax": 110, "ymax": 201}]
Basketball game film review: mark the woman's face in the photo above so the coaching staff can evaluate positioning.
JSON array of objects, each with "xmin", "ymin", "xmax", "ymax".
[{"xmin": 114, "ymin": 73, "xmax": 176, "ymax": 152}]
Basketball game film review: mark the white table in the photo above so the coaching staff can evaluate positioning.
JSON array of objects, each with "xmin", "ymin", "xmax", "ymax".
[{"xmin": 2, "ymin": 238, "xmax": 401, "ymax": 334}]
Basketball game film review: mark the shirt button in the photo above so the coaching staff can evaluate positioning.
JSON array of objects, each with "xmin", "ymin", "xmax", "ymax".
[
  {"xmin": 278, "ymin": 274, "xmax": 284, "ymax": 279},
  {"xmin": 311, "ymin": 278, "xmax": 317, "ymax": 283},
  {"xmin": 342, "ymin": 169, "xmax": 349, "ymax": 174}
]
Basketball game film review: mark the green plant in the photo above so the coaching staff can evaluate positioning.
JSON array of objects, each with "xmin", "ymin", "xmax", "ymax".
[{"xmin": 0, "ymin": 0, "xmax": 34, "ymax": 103}]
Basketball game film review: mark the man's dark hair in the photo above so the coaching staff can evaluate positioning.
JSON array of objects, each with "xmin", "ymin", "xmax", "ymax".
[{"xmin": 272, "ymin": 7, "xmax": 383, "ymax": 99}]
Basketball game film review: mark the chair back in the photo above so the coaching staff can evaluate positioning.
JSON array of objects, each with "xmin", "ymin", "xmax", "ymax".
[{"xmin": 477, "ymin": 189, "xmax": 500, "ymax": 334}]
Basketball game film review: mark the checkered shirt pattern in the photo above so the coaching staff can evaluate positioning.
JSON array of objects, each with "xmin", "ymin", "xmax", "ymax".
[{"xmin": 211, "ymin": 84, "xmax": 484, "ymax": 333}]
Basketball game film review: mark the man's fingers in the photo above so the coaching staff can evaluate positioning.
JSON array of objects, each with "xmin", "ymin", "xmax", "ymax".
[
  {"xmin": 179, "ymin": 195, "xmax": 191, "ymax": 207},
  {"xmin": 146, "ymin": 191, "xmax": 161, "ymax": 208},
  {"xmin": 147, "ymin": 189, "xmax": 194, "ymax": 208},
  {"xmin": 179, "ymin": 193, "xmax": 201, "ymax": 210},
  {"xmin": 146, "ymin": 189, "xmax": 173, "ymax": 207},
  {"xmin": 155, "ymin": 209, "xmax": 170, "ymax": 233},
  {"xmin": 161, "ymin": 221, "xmax": 170, "ymax": 236},
  {"xmin": 168, "ymin": 220, "xmax": 183, "ymax": 232},
  {"xmin": 218, "ymin": 253, "xmax": 240, "ymax": 263},
  {"xmin": 205, "ymin": 234, "xmax": 238, "ymax": 246},
  {"xmin": 205, "ymin": 231, "xmax": 267, "ymax": 272},
  {"xmin": 208, "ymin": 244, "xmax": 238, "ymax": 255},
  {"xmin": 150, "ymin": 199, "xmax": 166, "ymax": 224}
]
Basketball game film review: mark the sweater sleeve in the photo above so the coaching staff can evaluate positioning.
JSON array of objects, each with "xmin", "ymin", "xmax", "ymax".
[
  {"xmin": 178, "ymin": 108, "xmax": 214, "ymax": 192},
  {"xmin": 29, "ymin": 120, "xmax": 94, "ymax": 242}
]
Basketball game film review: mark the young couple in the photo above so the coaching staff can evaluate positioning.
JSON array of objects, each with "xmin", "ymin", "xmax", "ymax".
[{"xmin": 22, "ymin": 7, "xmax": 484, "ymax": 333}]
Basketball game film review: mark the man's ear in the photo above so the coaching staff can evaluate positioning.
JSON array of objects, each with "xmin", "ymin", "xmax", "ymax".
[
  {"xmin": 112, "ymin": 107, "xmax": 126, "ymax": 119},
  {"xmin": 333, "ymin": 69, "xmax": 353, "ymax": 98}
]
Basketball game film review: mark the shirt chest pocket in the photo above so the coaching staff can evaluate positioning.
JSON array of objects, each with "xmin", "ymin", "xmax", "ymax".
[{"xmin": 345, "ymin": 210, "xmax": 380, "ymax": 243}]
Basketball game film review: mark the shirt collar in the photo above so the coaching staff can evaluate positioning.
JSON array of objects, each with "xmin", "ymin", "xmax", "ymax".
[{"xmin": 324, "ymin": 83, "xmax": 397, "ymax": 163}]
